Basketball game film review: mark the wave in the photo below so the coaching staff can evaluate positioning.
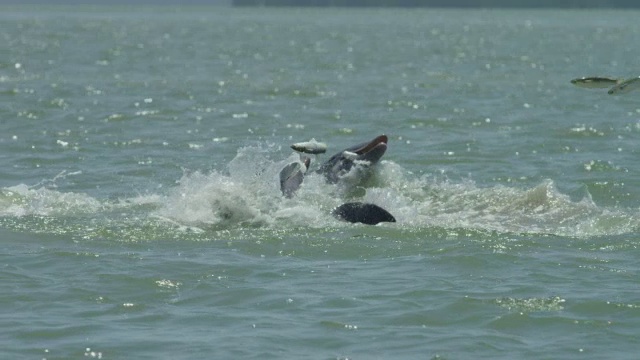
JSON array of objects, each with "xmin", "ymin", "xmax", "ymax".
[{"xmin": 1, "ymin": 144, "xmax": 638, "ymax": 240}]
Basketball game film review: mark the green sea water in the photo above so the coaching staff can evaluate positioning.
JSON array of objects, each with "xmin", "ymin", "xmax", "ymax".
[{"xmin": 1, "ymin": 6, "xmax": 640, "ymax": 359}]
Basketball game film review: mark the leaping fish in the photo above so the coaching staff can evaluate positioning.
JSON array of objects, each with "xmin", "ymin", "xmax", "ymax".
[
  {"xmin": 570, "ymin": 77, "xmax": 621, "ymax": 89},
  {"xmin": 607, "ymin": 76, "xmax": 640, "ymax": 95},
  {"xmin": 290, "ymin": 138, "xmax": 327, "ymax": 154}
]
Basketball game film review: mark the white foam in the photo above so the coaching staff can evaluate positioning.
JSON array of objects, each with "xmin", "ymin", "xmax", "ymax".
[
  {"xmin": 0, "ymin": 184, "xmax": 103, "ymax": 217},
  {"xmin": 149, "ymin": 143, "xmax": 640, "ymax": 236}
]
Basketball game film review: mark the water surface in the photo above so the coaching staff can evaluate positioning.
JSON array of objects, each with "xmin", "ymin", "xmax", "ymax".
[{"xmin": 1, "ymin": 6, "xmax": 639, "ymax": 359}]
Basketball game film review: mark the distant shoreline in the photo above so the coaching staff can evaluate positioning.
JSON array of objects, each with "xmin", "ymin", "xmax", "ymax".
[
  {"xmin": 232, "ymin": 0, "xmax": 640, "ymax": 7},
  {"xmin": 0, "ymin": 0, "xmax": 639, "ymax": 8}
]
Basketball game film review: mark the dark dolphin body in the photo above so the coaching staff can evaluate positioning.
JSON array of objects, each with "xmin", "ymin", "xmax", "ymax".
[
  {"xmin": 279, "ymin": 135, "xmax": 395, "ymax": 225},
  {"xmin": 331, "ymin": 202, "xmax": 396, "ymax": 225},
  {"xmin": 317, "ymin": 135, "xmax": 388, "ymax": 184}
]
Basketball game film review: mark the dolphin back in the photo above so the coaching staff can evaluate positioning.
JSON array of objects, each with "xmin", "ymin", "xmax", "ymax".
[{"xmin": 331, "ymin": 202, "xmax": 396, "ymax": 225}]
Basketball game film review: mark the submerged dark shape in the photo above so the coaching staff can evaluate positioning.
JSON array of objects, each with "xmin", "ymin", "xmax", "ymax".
[
  {"xmin": 331, "ymin": 202, "xmax": 396, "ymax": 225},
  {"xmin": 279, "ymin": 156, "xmax": 310, "ymax": 198},
  {"xmin": 317, "ymin": 135, "xmax": 388, "ymax": 184}
]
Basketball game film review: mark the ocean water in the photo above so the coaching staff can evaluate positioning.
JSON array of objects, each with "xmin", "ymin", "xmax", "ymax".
[{"xmin": 1, "ymin": 6, "xmax": 640, "ymax": 359}]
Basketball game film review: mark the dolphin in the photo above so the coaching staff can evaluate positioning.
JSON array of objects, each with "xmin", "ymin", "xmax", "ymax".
[
  {"xmin": 331, "ymin": 202, "xmax": 396, "ymax": 225},
  {"xmin": 278, "ymin": 135, "xmax": 395, "ymax": 225},
  {"xmin": 279, "ymin": 156, "xmax": 310, "ymax": 198},
  {"xmin": 317, "ymin": 135, "xmax": 388, "ymax": 184}
]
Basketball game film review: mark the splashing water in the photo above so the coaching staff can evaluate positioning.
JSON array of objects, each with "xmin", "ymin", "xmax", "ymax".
[{"xmin": 1, "ymin": 143, "xmax": 638, "ymax": 241}]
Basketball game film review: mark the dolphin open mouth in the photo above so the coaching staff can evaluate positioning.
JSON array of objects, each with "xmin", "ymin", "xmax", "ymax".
[
  {"xmin": 316, "ymin": 134, "xmax": 389, "ymax": 184},
  {"xmin": 351, "ymin": 135, "xmax": 387, "ymax": 163},
  {"xmin": 353, "ymin": 135, "xmax": 387, "ymax": 154}
]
